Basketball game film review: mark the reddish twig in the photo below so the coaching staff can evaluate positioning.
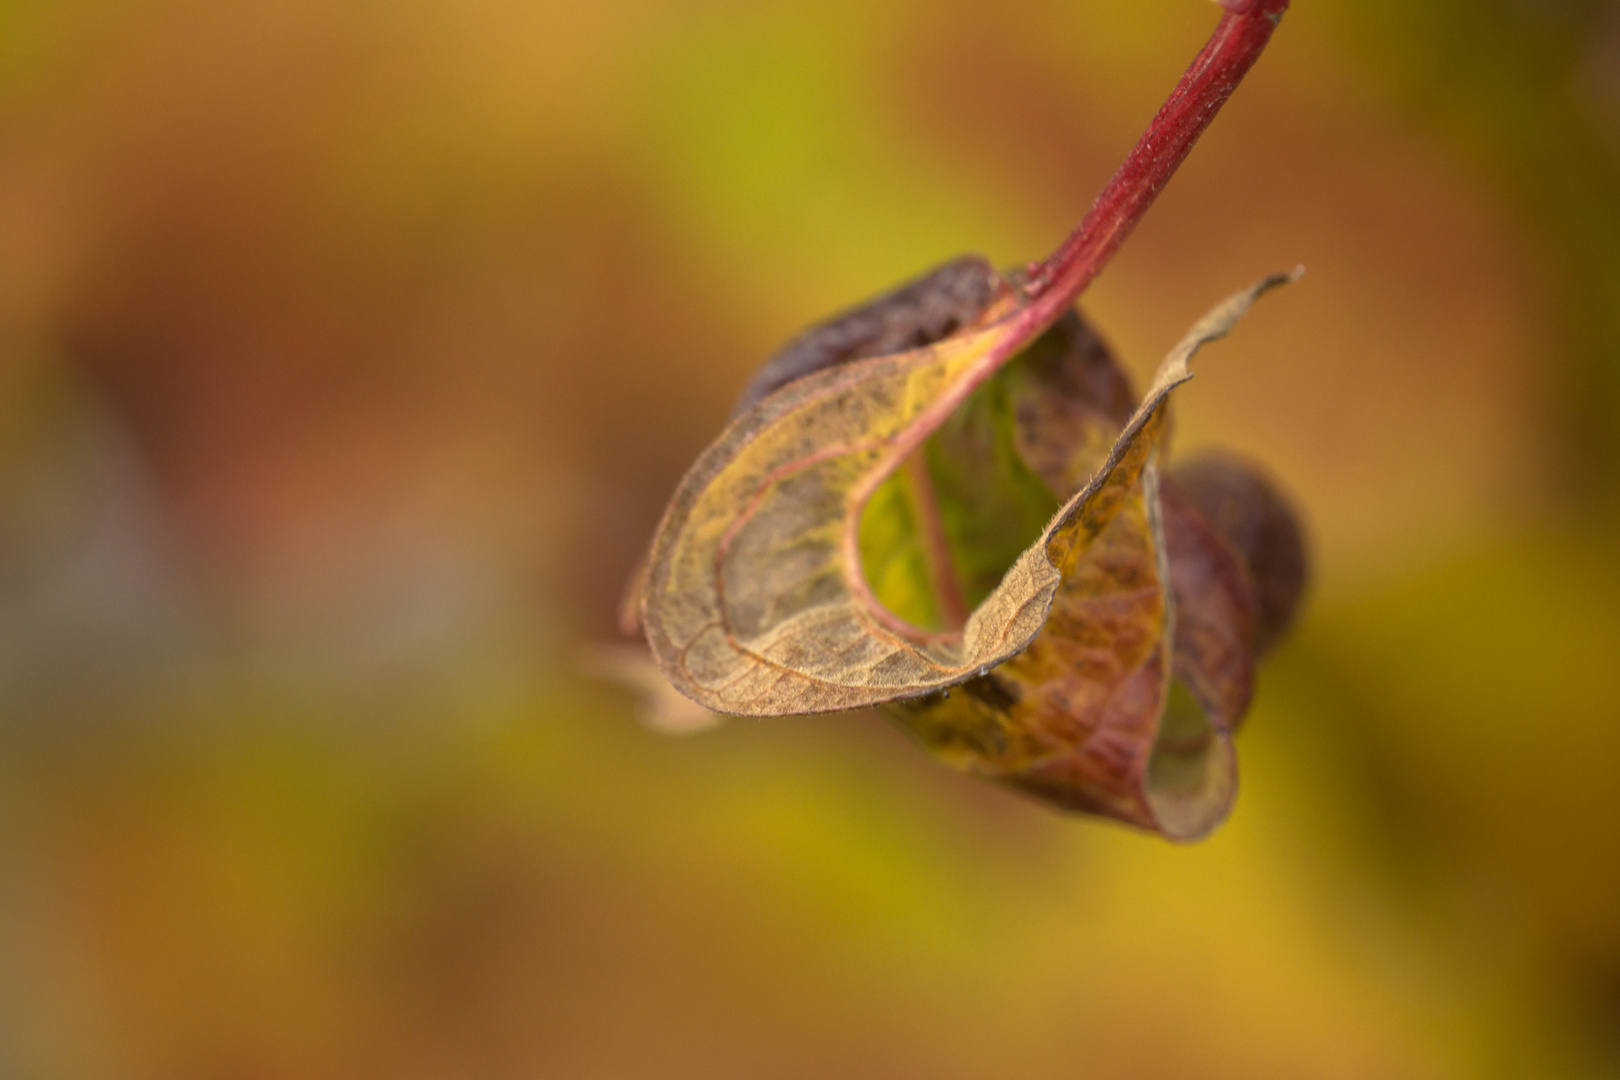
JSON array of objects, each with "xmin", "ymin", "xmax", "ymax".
[{"xmin": 1021, "ymin": 0, "xmax": 1289, "ymax": 310}]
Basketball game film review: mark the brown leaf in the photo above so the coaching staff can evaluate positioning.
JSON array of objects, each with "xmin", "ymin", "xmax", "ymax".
[{"xmin": 639, "ymin": 270, "xmax": 1298, "ymax": 725}]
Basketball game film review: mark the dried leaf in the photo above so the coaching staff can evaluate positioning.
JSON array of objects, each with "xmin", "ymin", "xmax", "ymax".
[{"xmin": 639, "ymin": 272, "xmax": 1298, "ymax": 730}]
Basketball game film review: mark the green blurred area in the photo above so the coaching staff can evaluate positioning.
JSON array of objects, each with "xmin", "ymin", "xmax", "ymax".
[{"xmin": 1, "ymin": 0, "xmax": 1618, "ymax": 1076}]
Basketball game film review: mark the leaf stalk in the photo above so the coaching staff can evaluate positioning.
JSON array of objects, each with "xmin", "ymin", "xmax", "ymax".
[{"xmin": 1022, "ymin": 0, "xmax": 1289, "ymax": 312}]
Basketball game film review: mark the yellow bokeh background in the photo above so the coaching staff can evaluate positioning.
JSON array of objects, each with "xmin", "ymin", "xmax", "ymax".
[{"xmin": 1, "ymin": 0, "xmax": 1617, "ymax": 1076}]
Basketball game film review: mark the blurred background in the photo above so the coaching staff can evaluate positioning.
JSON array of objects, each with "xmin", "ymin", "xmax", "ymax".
[{"xmin": 1, "ymin": 0, "xmax": 1617, "ymax": 1076}]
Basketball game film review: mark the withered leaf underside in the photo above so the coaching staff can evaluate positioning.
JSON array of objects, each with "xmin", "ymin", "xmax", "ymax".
[{"xmin": 635, "ymin": 258, "xmax": 1298, "ymax": 838}]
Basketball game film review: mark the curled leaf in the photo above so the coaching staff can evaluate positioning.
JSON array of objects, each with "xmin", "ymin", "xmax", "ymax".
[{"xmin": 639, "ymin": 272, "xmax": 1299, "ymax": 730}]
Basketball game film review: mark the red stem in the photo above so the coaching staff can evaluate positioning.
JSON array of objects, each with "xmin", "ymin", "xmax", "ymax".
[
  {"xmin": 902, "ymin": 453, "xmax": 970, "ymax": 629},
  {"xmin": 1021, "ymin": 0, "xmax": 1289, "ymax": 309}
]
